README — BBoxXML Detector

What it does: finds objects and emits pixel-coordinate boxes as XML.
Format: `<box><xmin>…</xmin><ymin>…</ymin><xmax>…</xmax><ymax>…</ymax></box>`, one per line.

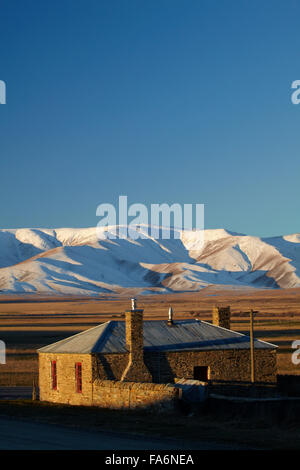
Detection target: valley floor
<box><xmin>1</xmin><ymin>287</ymin><xmax>300</xmax><ymax>386</ymax></box>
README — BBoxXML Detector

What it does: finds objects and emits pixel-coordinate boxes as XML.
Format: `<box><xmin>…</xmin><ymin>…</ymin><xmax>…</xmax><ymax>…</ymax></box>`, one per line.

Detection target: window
<box><xmin>51</xmin><ymin>360</ymin><xmax>57</xmax><ymax>390</ymax></box>
<box><xmin>194</xmin><ymin>366</ymin><xmax>209</xmax><ymax>382</ymax></box>
<box><xmin>75</xmin><ymin>362</ymin><xmax>82</xmax><ymax>393</ymax></box>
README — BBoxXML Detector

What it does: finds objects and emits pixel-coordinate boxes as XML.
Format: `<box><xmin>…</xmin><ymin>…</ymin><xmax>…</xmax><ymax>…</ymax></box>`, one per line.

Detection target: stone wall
<box><xmin>39</xmin><ymin>353</ymin><xmax>93</xmax><ymax>405</ymax></box>
<box><xmin>92</xmin><ymin>353</ymin><xmax>128</xmax><ymax>381</ymax></box>
<box><xmin>39</xmin><ymin>347</ymin><xmax>277</xmax><ymax>407</ymax></box>
<box><xmin>144</xmin><ymin>349</ymin><xmax>277</xmax><ymax>385</ymax></box>
<box><xmin>39</xmin><ymin>352</ymin><xmax>180</xmax><ymax>410</ymax></box>
<box><xmin>92</xmin><ymin>379</ymin><xmax>181</xmax><ymax>411</ymax></box>
<box><xmin>92</xmin><ymin>349</ymin><xmax>277</xmax><ymax>385</ymax></box>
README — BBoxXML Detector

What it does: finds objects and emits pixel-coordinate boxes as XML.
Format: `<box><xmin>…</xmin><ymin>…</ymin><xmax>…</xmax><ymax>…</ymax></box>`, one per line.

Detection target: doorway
<box><xmin>193</xmin><ymin>366</ymin><xmax>209</xmax><ymax>382</ymax></box>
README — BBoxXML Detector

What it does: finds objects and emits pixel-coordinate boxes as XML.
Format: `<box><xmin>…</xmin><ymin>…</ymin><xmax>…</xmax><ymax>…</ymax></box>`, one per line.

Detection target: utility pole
<box><xmin>250</xmin><ymin>309</ymin><xmax>258</xmax><ymax>384</ymax></box>
<box><xmin>32</xmin><ymin>377</ymin><xmax>37</xmax><ymax>401</ymax></box>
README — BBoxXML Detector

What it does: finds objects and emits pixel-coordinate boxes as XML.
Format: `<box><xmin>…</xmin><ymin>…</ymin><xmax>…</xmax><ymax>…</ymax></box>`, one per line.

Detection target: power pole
<box><xmin>250</xmin><ymin>310</ymin><xmax>258</xmax><ymax>384</ymax></box>
<box><xmin>32</xmin><ymin>377</ymin><xmax>37</xmax><ymax>401</ymax></box>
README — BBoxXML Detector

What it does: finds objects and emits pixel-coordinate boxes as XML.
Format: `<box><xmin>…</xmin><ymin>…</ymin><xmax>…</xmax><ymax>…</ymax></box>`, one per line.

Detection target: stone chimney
<box><xmin>212</xmin><ymin>306</ymin><xmax>231</xmax><ymax>330</ymax></box>
<box><xmin>121</xmin><ymin>304</ymin><xmax>152</xmax><ymax>383</ymax></box>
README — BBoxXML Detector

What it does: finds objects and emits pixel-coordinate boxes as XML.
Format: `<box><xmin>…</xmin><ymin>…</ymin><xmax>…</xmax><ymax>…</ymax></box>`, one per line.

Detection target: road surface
<box><xmin>0</xmin><ymin>387</ymin><xmax>33</xmax><ymax>400</ymax></box>
<box><xmin>0</xmin><ymin>417</ymin><xmax>242</xmax><ymax>450</ymax></box>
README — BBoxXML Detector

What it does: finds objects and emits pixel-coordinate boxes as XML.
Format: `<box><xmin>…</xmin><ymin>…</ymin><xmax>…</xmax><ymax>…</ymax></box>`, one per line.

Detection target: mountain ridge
<box><xmin>0</xmin><ymin>226</ymin><xmax>299</xmax><ymax>295</ymax></box>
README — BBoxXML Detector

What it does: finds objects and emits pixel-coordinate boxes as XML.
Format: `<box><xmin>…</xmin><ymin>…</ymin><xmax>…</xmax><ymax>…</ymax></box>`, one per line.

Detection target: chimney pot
<box><xmin>168</xmin><ymin>306</ymin><xmax>174</xmax><ymax>326</ymax></box>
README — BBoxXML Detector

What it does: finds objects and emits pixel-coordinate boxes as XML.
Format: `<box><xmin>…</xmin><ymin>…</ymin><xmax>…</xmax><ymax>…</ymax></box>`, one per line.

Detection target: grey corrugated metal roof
<box><xmin>37</xmin><ymin>322</ymin><xmax>112</xmax><ymax>354</ymax></box>
<box><xmin>38</xmin><ymin>319</ymin><xmax>277</xmax><ymax>354</ymax></box>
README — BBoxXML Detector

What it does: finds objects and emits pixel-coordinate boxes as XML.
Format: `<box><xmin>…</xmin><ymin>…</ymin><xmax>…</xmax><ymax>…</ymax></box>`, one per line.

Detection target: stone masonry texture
<box><xmin>212</xmin><ymin>306</ymin><xmax>231</xmax><ymax>329</ymax></box>
<box><xmin>38</xmin><ymin>305</ymin><xmax>277</xmax><ymax>407</ymax></box>
<box><xmin>92</xmin><ymin>380</ymin><xmax>180</xmax><ymax>411</ymax></box>
<box><xmin>39</xmin><ymin>348</ymin><xmax>277</xmax><ymax>407</ymax></box>
<box><xmin>121</xmin><ymin>309</ymin><xmax>152</xmax><ymax>382</ymax></box>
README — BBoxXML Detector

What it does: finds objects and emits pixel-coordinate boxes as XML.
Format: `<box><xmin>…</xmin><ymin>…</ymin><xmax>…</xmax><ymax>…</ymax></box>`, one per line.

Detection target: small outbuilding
<box><xmin>38</xmin><ymin>306</ymin><xmax>277</xmax><ymax>407</ymax></box>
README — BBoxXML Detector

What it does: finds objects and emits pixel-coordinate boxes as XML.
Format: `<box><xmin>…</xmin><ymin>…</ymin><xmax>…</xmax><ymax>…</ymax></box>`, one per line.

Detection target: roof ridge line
<box><xmin>200</xmin><ymin>320</ymin><xmax>278</xmax><ymax>348</ymax></box>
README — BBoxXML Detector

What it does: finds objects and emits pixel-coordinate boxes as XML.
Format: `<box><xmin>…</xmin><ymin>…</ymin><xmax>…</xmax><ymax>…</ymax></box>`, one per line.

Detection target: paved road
<box><xmin>0</xmin><ymin>387</ymin><xmax>33</xmax><ymax>400</ymax></box>
<box><xmin>0</xmin><ymin>417</ymin><xmax>241</xmax><ymax>450</ymax></box>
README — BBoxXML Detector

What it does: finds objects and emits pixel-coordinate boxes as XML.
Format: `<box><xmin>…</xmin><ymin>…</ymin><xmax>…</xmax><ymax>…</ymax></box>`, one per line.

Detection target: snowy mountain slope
<box><xmin>0</xmin><ymin>226</ymin><xmax>299</xmax><ymax>295</ymax></box>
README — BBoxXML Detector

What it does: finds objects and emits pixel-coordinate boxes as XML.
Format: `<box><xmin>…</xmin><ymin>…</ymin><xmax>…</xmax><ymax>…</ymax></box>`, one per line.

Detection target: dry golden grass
<box><xmin>1</xmin><ymin>286</ymin><xmax>300</xmax><ymax>385</ymax></box>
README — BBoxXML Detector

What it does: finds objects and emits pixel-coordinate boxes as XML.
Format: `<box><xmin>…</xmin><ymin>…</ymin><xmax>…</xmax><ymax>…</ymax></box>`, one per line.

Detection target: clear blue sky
<box><xmin>0</xmin><ymin>0</ymin><xmax>299</xmax><ymax>237</ymax></box>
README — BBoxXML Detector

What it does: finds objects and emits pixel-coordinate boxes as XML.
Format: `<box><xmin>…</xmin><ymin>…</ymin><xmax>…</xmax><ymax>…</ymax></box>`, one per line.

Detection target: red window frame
<box><xmin>75</xmin><ymin>362</ymin><xmax>82</xmax><ymax>393</ymax></box>
<box><xmin>51</xmin><ymin>360</ymin><xmax>57</xmax><ymax>390</ymax></box>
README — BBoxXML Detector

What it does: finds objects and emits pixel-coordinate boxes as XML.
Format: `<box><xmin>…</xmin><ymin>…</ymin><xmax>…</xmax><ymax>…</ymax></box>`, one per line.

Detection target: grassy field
<box><xmin>1</xmin><ymin>286</ymin><xmax>300</xmax><ymax>386</ymax></box>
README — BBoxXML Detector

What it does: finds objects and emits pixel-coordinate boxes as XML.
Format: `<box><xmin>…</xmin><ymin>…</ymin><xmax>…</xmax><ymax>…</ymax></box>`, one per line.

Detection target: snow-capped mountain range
<box><xmin>0</xmin><ymin>226</ymin><xmax>299</xmax><ymax>295</ymax></box>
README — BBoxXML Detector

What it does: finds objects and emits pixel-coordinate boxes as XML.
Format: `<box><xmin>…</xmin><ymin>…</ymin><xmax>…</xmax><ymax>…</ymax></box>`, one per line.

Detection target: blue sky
<box><xmin>0</xmin><ymin>0</ymin><xmax>299</xmax><ymax>237</ymax></box>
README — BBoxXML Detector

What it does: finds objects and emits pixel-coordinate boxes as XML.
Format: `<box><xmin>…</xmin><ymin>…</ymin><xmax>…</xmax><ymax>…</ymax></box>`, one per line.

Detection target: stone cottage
<box><xmin>38</xmin><ymin>305</ymin><xmax>277</xmax><ymax>408</ymax></box>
